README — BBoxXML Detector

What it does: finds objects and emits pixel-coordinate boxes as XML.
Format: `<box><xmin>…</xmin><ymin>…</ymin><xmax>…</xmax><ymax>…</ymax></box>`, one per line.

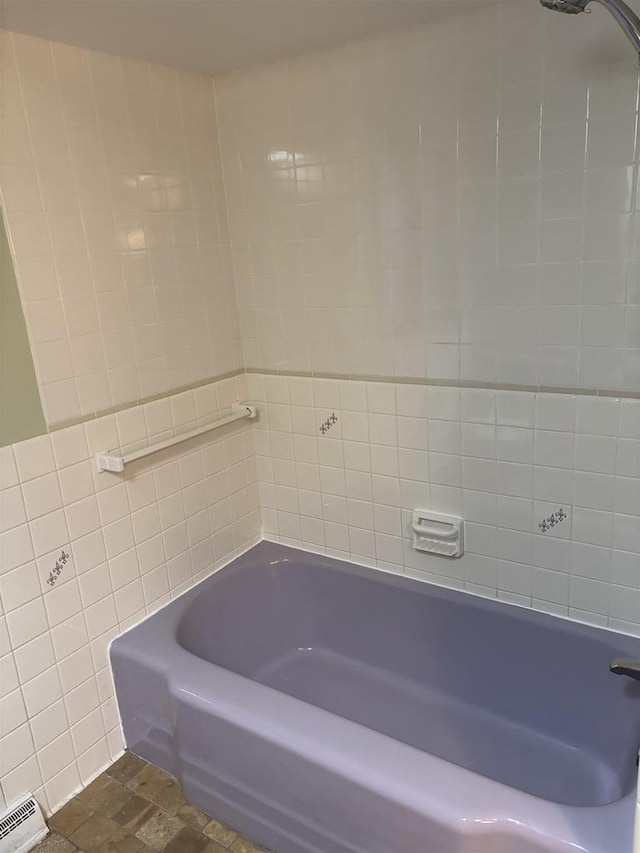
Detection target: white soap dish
<box><xmin>411</xmin><ymin>510</ymin><xmax>464</xmax><ymax>558</ymax></box>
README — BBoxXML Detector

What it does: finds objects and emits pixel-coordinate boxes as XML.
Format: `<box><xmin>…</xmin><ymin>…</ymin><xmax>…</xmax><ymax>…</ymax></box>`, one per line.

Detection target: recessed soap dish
<box><xmin>411</xmin><ymin>510</ymin><xmax>464</xmax><ymax>558</ymax></box>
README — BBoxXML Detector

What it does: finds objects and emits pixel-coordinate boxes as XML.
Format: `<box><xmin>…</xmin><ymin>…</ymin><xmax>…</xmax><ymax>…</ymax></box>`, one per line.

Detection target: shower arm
<box><xmin>588</xmin><ymin>0</ymin><xmax>640</xmax><ymax>57</ymax></box>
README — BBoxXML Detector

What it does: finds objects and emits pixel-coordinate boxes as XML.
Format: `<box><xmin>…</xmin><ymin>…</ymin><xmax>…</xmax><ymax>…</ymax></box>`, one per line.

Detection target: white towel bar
<box><xmin>95</xmin><ymin>403</ymin><xmax>257</xmax><ymax>473</ymax></box>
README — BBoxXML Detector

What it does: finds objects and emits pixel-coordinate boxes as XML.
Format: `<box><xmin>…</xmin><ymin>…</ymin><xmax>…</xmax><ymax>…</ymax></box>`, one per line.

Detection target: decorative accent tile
<box><xmin>538</xmin><ymin>508</ymin><xmax>568</xmax><ymax>533</ymax></box>
<box><xmin>318</xmin><ymin>412</ymin><xmax>338</xmax><ymax>435</ymax></box>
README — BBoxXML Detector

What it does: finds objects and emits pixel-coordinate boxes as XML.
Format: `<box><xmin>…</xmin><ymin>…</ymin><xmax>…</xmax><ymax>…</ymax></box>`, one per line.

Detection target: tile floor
<box><xmin>33</xmin><ymin>752</ymin><xmax>273</xmax><ymax>853</ymax></box>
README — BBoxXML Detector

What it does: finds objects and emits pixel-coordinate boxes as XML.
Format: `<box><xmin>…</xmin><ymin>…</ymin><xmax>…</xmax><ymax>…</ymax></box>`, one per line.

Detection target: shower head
<box><xmin>540</xmin><ymin>0</ymin><xmax>589</xmax><ymax>13</ymax></box>
<box><xmin>539</xmin><ymin>0</ymin><xmax>640</xmax><ymax>59</ymax></box>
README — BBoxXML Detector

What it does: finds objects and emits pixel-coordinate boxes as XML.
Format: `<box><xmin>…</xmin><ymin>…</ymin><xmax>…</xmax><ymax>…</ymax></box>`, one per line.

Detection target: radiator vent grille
<box><xmin>0</xmin><ymin>801</ymin><xmax>35</xmax><ymax>841</ymax></box>
<box><xmin>0</xmin><ymin>795</ymin><xmax>47</xmax><ymax>853</ymax></box>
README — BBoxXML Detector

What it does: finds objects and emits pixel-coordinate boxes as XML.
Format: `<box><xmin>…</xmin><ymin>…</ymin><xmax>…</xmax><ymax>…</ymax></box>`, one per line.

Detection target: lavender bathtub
<box><xmin>111</xmin><ymin>542</ymin><xmax>640</xmax><ymax>853</ymax></box>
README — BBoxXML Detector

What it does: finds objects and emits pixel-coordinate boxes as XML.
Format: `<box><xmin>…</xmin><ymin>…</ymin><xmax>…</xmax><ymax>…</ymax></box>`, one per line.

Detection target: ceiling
<box><xmin>0</xmin><ymin>0</ymin><xmax>486</xmax><ymax>74</ymax></box>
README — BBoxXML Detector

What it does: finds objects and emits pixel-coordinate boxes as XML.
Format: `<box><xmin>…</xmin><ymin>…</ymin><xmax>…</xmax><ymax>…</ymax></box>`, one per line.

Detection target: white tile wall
<box><xmin>1</xmin><ymin>3</ymin><xmax>640</xmax><ymax>824</ymax></box>
<box><xmin>248</xmin><ymin>372</ymin><xmax>640</xmax><ymax>631</ymax></box>
<box><xmin>215</xmin><ymin>4</ymin><xmax>640</xmax><ymax>390</ymax></box>
<box><xmin>0</xmin><ymin>30</ymin><xmax>242</xmax><ymax>424</ymax></box>
<box><xmin>0</xmin><ymin>373</ymin><xmax>260</xmax><ymax>813</ymax></box>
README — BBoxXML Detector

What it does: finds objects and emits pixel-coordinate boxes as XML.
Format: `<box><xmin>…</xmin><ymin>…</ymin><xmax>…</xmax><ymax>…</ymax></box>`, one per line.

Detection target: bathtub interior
<box><xmin>176</xmin><ymin>546</ymin><xmax>640</xmax><ymax>808</ymax></box>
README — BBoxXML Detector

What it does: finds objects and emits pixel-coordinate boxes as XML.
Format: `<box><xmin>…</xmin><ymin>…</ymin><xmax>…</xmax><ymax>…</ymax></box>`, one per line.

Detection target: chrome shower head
<box><xmin>540</xmin><ymin>0</ymin><xmax>589</xmax><ymax>13</ymax></box>
<box><xmin>539</xmin><ymin>0</ymin><xmax>640</xmax><ymax>58</ymax></box>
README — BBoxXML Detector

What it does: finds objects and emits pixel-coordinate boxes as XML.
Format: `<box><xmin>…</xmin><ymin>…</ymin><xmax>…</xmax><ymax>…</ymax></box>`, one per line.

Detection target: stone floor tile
<box><xmin>176</xmin><ymin>804</ymin><xmax>210</xmax><ymax>832</ymax></box>
<box><xmin>69</xmin><ymin>814</ymin><xmax>119</xmax><ymax>852</ymax></box>
<box><xmin>107</xmin><ymin>753</ymin><xmax>148</xmax><ymax>785</ymax></box>
<box><xmin>77</xmin><ymin>775</ymin><xmax>110</xmax><ymax>805</ymax></box>
<box><xmin>202</xmin><ymin>819</ymin><xmax>238</xmax><ymax>847</ymax></box>
<box><xmin>42</xmin><ymin>752</ymin><xmax>278</xmax><ymax>853</ymax></box>
<box><xmin>110</xmin><ymin>791</ymin><xmax>154</xmax><ymax>830</ymax></box>
<box><xmin>163</xmin><ymin>826</ymin><xmax>209</xmax><ymax>853</ymax></box>
<box><xmin>134</xmin><ymin>808</ymin><xmax>182</xmax><ymax>851</ymax></box>
<box><xmin>97</xmin><ymin>827</ymin><xmax>145</xmax><ymax>853</ymax></box>
<box><xmin>149</xmin><ymin>779</ymin><xmax>186</xmax><ymax>815</ymax></box>
<box><xmin>33</xmin><ymin>833</ymin><xmax>78</xmax><ymax>853</ymax></box>
<box><xmin>89</xmin><ymin>780</ymin><xmax>131</xmax><ymax>819</ymax></box>
<box><xmin>128</xmin><ymin>765</ymin><xmax>173</xmax><ymax>802</ymax></box>
<box><xmin>49</xmin><ymin>800</ymin><xmax>94</xmax><ymax>837</ymax></box>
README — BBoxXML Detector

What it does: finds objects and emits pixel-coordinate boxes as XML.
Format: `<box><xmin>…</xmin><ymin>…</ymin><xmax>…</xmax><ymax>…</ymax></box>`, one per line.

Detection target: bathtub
<box><xmin>111</xmin><ymin>541</ymin><xmax>640</xmax><ymax>853</ymax></box>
